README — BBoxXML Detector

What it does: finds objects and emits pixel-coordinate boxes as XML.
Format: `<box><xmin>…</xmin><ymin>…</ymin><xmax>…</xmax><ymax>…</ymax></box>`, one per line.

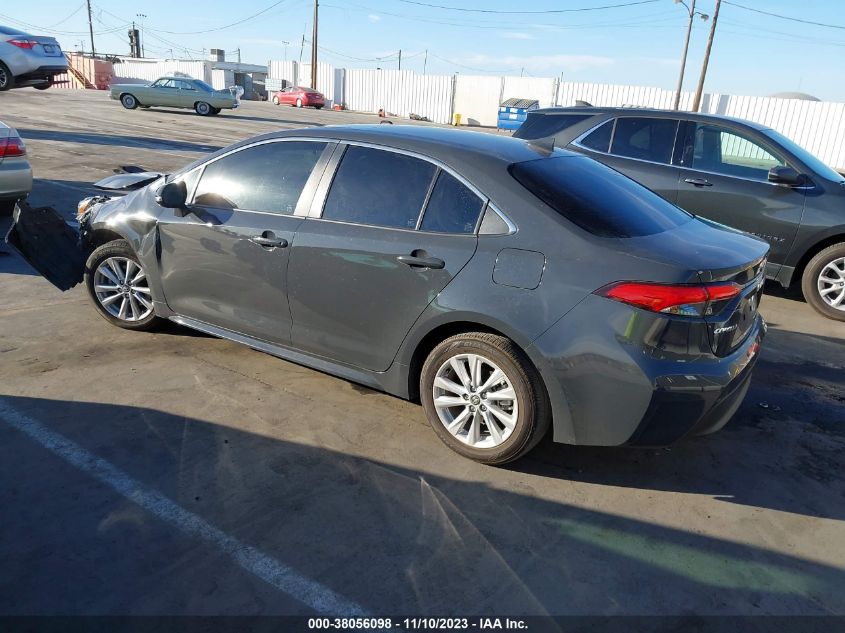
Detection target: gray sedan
<box><xmin>7</xmin><ymin>125</ymin><xmax>768</xmax><ymax>464</ymax></box>
<box><xmin>0</xmin><ymin>121</ymin><xmax>32</xmax><ymax>216</ymax></box>
<box><xmin>110</xmin><ymin>76</ymin><xmax>239</xmax><ymax>116</ymax></box>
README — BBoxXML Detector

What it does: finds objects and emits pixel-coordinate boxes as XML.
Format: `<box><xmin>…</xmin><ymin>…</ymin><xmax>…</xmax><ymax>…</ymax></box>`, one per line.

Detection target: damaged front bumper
<box><xmin>4</xmin><ymin>200</ymin><xmax>89</xmax><ymax>291</ymax></box>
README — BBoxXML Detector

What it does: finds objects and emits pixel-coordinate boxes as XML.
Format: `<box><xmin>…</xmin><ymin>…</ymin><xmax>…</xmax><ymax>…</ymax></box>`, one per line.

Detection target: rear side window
<box><xmin>579</xmin><ymin>120</ymin><xmax>613</xmax><ymax>152</ymax></box>
<box><xmin>509</xmin><ymin>156</ymin><xmax>692</xmax><ymax>238</ymax></box>
<box><xmin>515</xmin><ymin>113</ymin><xmax>591</xmax><ymax>140</ymax></box>
<box><xmin>420</xmin><ymin>172</ymin><xmax>485</xmax><ymax>234</ymax></box>
<box><xmin>610</xmin><ymin>117</ymin><xmax>678</xmax><ymax>164</ymax></box>
<box><xmin>323</xmin><ymin>146</ymin><xmax>436</xmax><ymax>229</ymax></box>
<box><xmin>193</xmin><ymin>141</ymin><xmax>327</xmax><ymax>214</ymax></box>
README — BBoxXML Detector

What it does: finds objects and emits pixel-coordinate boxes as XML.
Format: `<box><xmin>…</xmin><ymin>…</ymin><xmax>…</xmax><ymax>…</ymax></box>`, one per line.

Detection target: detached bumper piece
<box><xmin>4</xmin><ymin>201</ymin><xmax>85</xmax><ymax>291</ymax></box>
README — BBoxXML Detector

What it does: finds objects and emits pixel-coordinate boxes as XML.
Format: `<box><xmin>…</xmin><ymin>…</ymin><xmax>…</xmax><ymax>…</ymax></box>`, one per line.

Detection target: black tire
<box><xmin>272</xmin><ymin>95</ymin><xmax>280</xmax><ymax>105</ymax></box>
<box><xmin>314</xmin><ymin>104</ymin><xmax>323</xmax><ymax>110</ymax></box>
<box><xmin>195</xmin><ymin>101</ymin><xmax>212</xmax><ymax>116</ymax></box>
<box><xmin>801</xmin><ymin>242</ymin><xmax>845</xmax><ymax>321</ymax></box>
<box><xmin>0</xmin><ymin>62</ymin><xmax>14</xmax><ymax>91</ymax></box>
<box><xmin>84</xmin><ymin>240</ymin><xmax>162</xmax><ymax>331</ymax></box>
<box><xmin>420</xmin><ymin>332</ymin><xmax>550</xmax><ymax>465</ymax></box>
<box><xmin>295</xmin><ymin>98</ymin><xmax>302</xmax><ymax>108</ymax></box>
<box><xmin>33</xmin><ymin>79</ymin><xmax>53</xmax><ymax>90</ymax></box>
<box><xmin>120</xmin><ymin>93</ymin><xmax>138</xmax><ymax>109</ymax></box>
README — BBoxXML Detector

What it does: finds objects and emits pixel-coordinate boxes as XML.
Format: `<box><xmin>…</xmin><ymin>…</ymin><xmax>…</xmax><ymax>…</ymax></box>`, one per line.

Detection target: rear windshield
<box><xmin>509</xmin><ymin>156</ymin><xmax>693</xmax><ymax>238</ymax></box>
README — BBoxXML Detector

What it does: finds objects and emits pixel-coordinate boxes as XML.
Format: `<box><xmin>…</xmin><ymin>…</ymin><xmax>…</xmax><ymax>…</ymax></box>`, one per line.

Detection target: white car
<box><xmin>0</xmin><ymin>24</ymin><xmax>68</xmax><ymax>91</ymax></box>
<box><xmin>0</xmin><ymin>121</ymin><xmax>32</xmax><ymax>215</ymax></box>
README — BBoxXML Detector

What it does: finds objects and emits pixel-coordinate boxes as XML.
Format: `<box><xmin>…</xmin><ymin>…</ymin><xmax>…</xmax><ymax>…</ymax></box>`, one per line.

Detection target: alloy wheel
<box><xmin>0</xmin><ymin>68</ymin><xmax>8</xmax><ymax>89</ymax></box>
<box><xmin>432</xmin><ymin>353</ymin><xmax>519</xmax><ymax>449</ymax></box>
<box><xmin>818</xmin><ymin>256</ymin><xmax>845</xmax><ymax>311</ymax></box>
<box><xmin>93</xmin><ymin>257</ymin><xmax>153</xmax><ymax>322</ymax></box>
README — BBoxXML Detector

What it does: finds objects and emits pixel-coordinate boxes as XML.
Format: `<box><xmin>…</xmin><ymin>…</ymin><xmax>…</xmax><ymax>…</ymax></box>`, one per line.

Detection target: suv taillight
<box><xmin>8</xmin><ymin>39</ymin><xmax>38</xmax><ymax>50</ymax></box>
<box><xmin>597</xmin><ymin>281</ymin><xmax>741</xmax><ymax>317</ymax></box>
<box><xmin>0</xmin><ymin>137</ymin><xmax>26</xmax><ymax>158</ymax></box>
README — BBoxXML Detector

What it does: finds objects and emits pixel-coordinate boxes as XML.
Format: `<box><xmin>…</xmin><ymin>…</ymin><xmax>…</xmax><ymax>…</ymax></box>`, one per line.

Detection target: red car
<box><xmin>272</xmin><ymin>86</ymin><xmax>325</xmax><ymax>109</ymax></box>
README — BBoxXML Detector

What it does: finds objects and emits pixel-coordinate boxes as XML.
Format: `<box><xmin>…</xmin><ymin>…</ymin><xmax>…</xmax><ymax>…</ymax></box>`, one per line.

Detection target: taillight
<box><xmin>597</xmin><ymin>281</ymin><xmax>741</xmax><ymax>317</ymax></box>
<box><xmin>0</xmin><ymin>137</ymin><xmax>26</xmax><ymax>158</ymax></box>
<box><xmin>8</xmin><ymin>39</ymin><xmax>38</xmax><ymax>50</ymax></box>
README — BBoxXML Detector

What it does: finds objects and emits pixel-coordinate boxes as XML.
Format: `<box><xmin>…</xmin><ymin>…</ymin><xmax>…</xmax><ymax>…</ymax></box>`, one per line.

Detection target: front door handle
<box><xmin>251</xmin><ymin>233</ymin><xmax>288</xmax><ymax>248</ymax></box>
<box><xmin>397</xmin><ymin>251</ymin><xmax>445</xmax><ymax>270</ymax></box>
<box><xmin>684</xmin><ymin>178</ymin><xmax>713</xmax><ymax>187</ymax></box>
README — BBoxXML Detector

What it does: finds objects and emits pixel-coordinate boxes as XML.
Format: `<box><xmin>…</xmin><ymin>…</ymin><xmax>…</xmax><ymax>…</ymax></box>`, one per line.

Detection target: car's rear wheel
<box><xmin>272</xmin><ymin>95</ymin><xmax>279</xmax><ymax>105</ymax></box>
<box><xmin>0</xmin><ymin>62</ymin><xmax>15</xmax><ymax>91</ymax></box>
<box><xmin>195</xmin><ymin>101</ymin><xmax>212</xmax><ymax>116</ymax></box>
<box><xmin>420</xmin><ymin>332</ymin><xmax>550</xmax><ymax>465</ymax></box>
<box><xmin>85</xmin><ymin>240</ymin><xmax>161</xmax><ymax>331</ymax></box>
<box><xmin>314</xmin><ymin>104</ymin><xmax>323</xmax><ymax>110</ymax></box>
<box><xmin>802</xmin><ymin>242</ymin><xmax>845</xmax><ymax>321</ymax></box>
<box><xmin>295</xmin><ymin>98</ymin><xmax>303</xmax><ymax>108</ymax></box>
<box><xmin>120</xmin><ymin>94</ymin><xmax>138</xmax><ymax>109</ymax></box>
<box><xmin>33</xmin><ymin>79</ymin><xmax>53</xmax><ymax>90</ymax></box>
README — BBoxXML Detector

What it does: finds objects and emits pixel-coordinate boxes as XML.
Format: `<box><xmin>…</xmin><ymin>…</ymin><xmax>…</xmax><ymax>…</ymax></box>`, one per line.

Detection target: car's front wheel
<box><xmin>420</xmin><ymin>332</ymin><xmax>550</xmax><ymax>465</ymax></box>
<box><xmin>120</xmin><ymin>94</ymin><xmax>138</xmax><ymax>109</ymax></box>
<box><xmin>802</xmin><ymin>242</ymin><xmax>845</xmax><ymax>321</ymax></box>
<box><xmin>195</xmin><ymin>101</ymin><xmax>212</xmax><ymax>116</ymax></box>
<box><xmin>85</xmin><ymin>240</ymin><xmax>161</xmax><ymax>331</ymax></box>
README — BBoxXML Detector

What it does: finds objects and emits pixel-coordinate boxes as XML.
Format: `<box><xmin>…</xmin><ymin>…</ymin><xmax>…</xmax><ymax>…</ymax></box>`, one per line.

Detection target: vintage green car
<box><xmin>109</xmin><ymin>76</ymin><xmax>239</xmax><ymax>116</ymax></box>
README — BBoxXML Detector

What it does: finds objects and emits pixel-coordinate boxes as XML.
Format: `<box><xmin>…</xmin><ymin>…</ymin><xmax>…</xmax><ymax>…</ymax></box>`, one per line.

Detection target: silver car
<box><xmin>0</xmin><ymin>121</ymin><xmax>32</xmax><ymax>215</ymax></box>
<box><xmin>0</xmin><ymin>25</ymin><xmax>68</xmax><ymax>90</ymax></box>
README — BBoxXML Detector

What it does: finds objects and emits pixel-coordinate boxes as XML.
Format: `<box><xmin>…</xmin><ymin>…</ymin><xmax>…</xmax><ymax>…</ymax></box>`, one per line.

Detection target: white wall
<box><xmin>299</xmin><ymin>62</ymin><xmax>337</xmax><ymax>105</ymax></box>
<box><xmin>113</xmin><ymin>59</ymin><xmax>211</xmax><ymax>84</ymax></box>
<box><xmin>453</xmin><ymin>76</ymin><xmax>502</xmax><ymax>127</ymax></box>
<box><xmin>344</xmin><ymin>69</ymin><xmax>453</xmax><ymax>124</ymax></box>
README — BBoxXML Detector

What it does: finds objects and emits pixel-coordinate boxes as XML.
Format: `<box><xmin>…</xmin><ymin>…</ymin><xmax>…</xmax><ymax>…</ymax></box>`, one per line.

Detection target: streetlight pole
<box><xmin>136</xmin><ymin>13</ymin><xmax>147</xmax><ymax>57</ymax></box>
<box><xmin>672</xmin><ymin>0</ymin><xmax>708</xmax><ymax>111</ymax></box>
<box><xmin>281</xmin><ymin>40</ymin><xmax>289</xmax><ymax>63</ymax></box>
<box><xmin>692</xmin><ymin>0</ymin><xmax>722</xmax><ymax>112</ymax></box>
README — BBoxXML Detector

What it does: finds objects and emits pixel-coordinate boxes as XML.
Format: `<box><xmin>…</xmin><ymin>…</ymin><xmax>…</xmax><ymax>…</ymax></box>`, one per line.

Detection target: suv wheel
<box><xmin>84</xmin><ymin>240</ymin><xmax>161</xmax><ymax>331</ymax></box>
<box><xmin>0</xmin><ymin>62</ymin><xmax>14</xmax><ymax>91</ymax></box>
<box><xmin>420</xmin><ymin>332</ymin><xmax>550</xmax><ymax>465</ymax></box>
<box><xmin>802</xmin><ymin>242</ymin><xmax>845</xmax><ymax>321</ymax></box>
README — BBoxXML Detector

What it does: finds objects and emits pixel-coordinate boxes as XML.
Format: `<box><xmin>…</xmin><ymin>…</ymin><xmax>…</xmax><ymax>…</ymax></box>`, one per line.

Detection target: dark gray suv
<box><xmin>8</xmin><ymin>125</ymin><xmax>769</xmax><ymax>464</ymax></box>
<box><xmin>515</xmin><ymin>108</ymin><xmax>845</xmax><ymax>320</ymax></box>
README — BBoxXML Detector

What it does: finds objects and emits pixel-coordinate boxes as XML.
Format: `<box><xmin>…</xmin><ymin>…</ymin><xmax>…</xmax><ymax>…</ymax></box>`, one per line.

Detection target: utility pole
<box><xmin>299</xmin><ymin>32</ymin><xmax>305</xmax><ymax>65</ymax></box>
<box><xmin>136</xmin><ymin>13</ymin><xmax>147</xmax><ymax>57</ymax></box>
<box><xmin>86</xmin><ymin>0</ymin><xmax>95</xmax><ymax>56</ymax></box>
<box><xmin>310</xmin><ymin>0</ymin><xmax>318</xmax><ymax>89</ymax></box>
<box><xmin>423</xmin><ymin>49</ymin><xmax>427</xmax><ymax>75</ymax></box>
<box><xmin>237</xmin><ymin>47</ymin><xmax>241</xmax><ymax>64</ymax></box>
<box><xmin>672</xmin><ymin>0</ymin><xmax>708</xmax><ymax>111</ymax></box>
<box><xmin>398</xmin><ymin>49</ymin><xmax>402</xmax><ymax>71</ymax></box>
<box><xmin>281</xmin><ymin>40</ymin><xmax>289</xmax><ymax>63</ymax></box>
<box><xmin>692</xmin><ymin>0</ymin><xmax>721</xmax><ymax>112</ymax></box>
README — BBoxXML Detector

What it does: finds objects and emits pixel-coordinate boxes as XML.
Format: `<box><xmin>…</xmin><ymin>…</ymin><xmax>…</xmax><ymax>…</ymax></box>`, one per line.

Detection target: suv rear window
<box><xmin>515</xmin><ymin>113</ymin><xmax>592</xmax><ymax>140</ymax></box>
<box><xmin>509</xmin><ymin>156</ymin><xmax>692</xmax><ymax>238</ymax></box>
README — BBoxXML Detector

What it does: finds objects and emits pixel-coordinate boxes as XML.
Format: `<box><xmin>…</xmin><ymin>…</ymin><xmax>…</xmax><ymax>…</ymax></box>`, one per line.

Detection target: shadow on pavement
<box><xmin>0</xmin><ymin>395</ymin><xmax>842</xmax><ymax>616</ymax></box>
<box><xmin>17</xmin><ymin>128</ymin><xmax>221</xmax><ymax>154</ymax></box>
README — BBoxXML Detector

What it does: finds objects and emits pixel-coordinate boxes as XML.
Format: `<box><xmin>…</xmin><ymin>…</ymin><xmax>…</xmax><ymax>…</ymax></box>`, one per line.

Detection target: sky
<box><xmin>3</xmin><ymin>0</ymin><xmax>845</xmax><ymax>101</ymax></box>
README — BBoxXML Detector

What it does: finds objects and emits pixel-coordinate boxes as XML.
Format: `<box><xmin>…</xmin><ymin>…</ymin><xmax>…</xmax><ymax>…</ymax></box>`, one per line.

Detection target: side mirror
<box><xmin>155</xmin><ymin>181</ymin><xmax>187</xmax><ymax>208</ymax></box>
<box><xmin>768</xmin><ymin>165</ymin><xmax>803</xmax><ymax>187</ymax></box>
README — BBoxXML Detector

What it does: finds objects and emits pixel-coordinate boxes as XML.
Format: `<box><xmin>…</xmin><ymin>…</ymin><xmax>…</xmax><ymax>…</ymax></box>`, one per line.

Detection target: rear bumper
<box><xmin>0</xmin><ymin>159</ymin><xmax>33</xmax><ymax>199</ymax></box>
<box><xmin>16</xmin><ymin>65</ymin><xmax>68</xmax><ymax>83</ymax></box>
<box><xmin>528</xmin><ymin>294</ymin><xmax>766</xmax><ymax>447</ymax></box>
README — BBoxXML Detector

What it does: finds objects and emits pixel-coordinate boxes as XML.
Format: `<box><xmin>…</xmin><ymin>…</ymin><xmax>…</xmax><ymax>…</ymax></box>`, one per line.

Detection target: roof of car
<box><xmin>272</xmin><ymin>123</ymin><xmax>574</xmax><ymax>165</ymax></box>
<box><xmin>532</xmin><ymin>106</ymin><xmax>772</xmax><ymax>131</ymax></box>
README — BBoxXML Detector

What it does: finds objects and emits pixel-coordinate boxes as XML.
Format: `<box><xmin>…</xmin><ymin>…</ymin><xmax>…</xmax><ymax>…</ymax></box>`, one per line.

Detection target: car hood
<box><xmin>94</xmin><ymin>172</ymin><xmax>164</xmax><ymax>191</ymax></box>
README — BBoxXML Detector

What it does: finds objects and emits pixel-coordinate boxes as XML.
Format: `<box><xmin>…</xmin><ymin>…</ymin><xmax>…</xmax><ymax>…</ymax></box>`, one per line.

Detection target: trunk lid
<box><xmin>32</xmin><ymin>35</ymin><xmax>64</xmax><ymax>58</ymax></box>
<box><xmin>620</xmin><ymin>216</ymin><xmax>769</xmax><ymax>357</ymax></box>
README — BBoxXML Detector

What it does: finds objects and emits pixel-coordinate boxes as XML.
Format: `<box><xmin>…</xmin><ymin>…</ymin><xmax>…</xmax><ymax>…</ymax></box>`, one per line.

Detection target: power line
<box><xmin>427</xmin><ymin>52</ymin><xmax>511</xmax><ymax>74</ymax></box>
<box><xmin>393</xmin><ymin>0</ymin><xmax>659</xmax><ymax>15</ymax></box>
<box><xmin>0</xmin><ymin>12</ymin><xmax>129</xmax><ymax>36</ymax></box>
<box><xmin>723</xmin><ymin>1</ymin><xmax>845</xmax><ymax>31</ymax></box>
<box><xmin>143</xmin><ymin>0</ymin><xmax>294</xmax><ymax>35</ymax></box>
<box><xmin>46</xmin><ymin>2</ymin><xmax>85</xmax><ymax>28</ymax></box>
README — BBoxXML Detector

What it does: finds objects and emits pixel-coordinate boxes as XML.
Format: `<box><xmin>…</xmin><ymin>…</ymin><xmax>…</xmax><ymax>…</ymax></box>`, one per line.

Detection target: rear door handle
<box><xmin>684</xmin><ymin>178</ymin><xmax>713</xmax><ymax>187</ymax></box>
<box><xmin>397</xmin><ymin>252</ymin><xmax>445</xmax><ymax>269</ymax></box>
<box><xmin>251</xmin><ymin>234</ymin><xmax>288</xmax><ymax>248</ymax></box>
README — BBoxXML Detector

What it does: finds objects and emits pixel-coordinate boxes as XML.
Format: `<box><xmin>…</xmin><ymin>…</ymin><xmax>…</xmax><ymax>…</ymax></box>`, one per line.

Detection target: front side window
<box><xmin>610</xmin><ymin>117</ymin><xmax>678</xmax><ymax>164</ymax></box>
<box><xmin>193</xmin><ymin>141</ymin><xmax>327</xmax><ymax>214</ymax></box>
<box><xmin>322</xmin><ymin>146</ymin><xmax>436</xmax><ymax>229</ymax></box>
<box><xmin>420</xmin><ymin>172</ymin><xmax>485</xmax><ymax>234</ymax></box>
<box><xmin>687</xmin><ymin>123</ymin><xmax>786</xmax><ymax>181</ymax></box>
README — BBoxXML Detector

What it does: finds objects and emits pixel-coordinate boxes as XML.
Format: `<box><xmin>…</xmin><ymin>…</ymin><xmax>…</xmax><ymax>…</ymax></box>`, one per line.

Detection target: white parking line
<box><xmin>0</xmin><ymin>398</ymin><xmax>366</xmax><ymax>616</ymax></box>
